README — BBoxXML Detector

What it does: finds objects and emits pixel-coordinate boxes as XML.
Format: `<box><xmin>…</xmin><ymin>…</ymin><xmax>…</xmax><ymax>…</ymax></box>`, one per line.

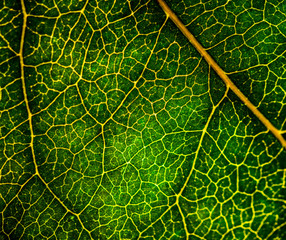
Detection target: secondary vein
<box><xmin>157</xmin><ymin>0</ymin><xmax>286</xmax><ymax>148</ymax></box>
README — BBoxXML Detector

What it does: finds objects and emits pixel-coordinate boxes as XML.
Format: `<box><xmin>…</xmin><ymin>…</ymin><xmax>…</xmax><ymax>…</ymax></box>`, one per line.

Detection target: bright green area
<box><xmin>0</xmin><ymin>0</ymin><xmax>286</xmax><ymax>239</ymax></box>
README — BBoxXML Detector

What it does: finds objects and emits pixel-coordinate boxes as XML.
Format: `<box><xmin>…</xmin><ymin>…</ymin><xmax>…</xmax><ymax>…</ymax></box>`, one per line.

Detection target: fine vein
<box><xmin>157</xmin><ymin>0</ymin><xmax>286</xmax><ymax>148</ymax></box>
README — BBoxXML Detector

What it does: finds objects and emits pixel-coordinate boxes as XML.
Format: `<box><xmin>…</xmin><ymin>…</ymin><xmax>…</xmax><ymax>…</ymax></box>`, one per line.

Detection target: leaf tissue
<box><xmin>0</xmin><ymin>0</ymin><xmax>285</xmax><ymax>239</ymax></box>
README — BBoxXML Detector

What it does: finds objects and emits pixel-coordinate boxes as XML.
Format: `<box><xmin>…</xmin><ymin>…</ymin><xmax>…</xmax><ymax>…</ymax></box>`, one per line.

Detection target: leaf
<box><xmin>0</xmin><ymin>0</ymin><xmax>285</xmax><ymax>239</ymax></box>
<box><xmin>158</xmin><ymin>0</ymin><xmax>286</xmax><ymax>148</ymax></box>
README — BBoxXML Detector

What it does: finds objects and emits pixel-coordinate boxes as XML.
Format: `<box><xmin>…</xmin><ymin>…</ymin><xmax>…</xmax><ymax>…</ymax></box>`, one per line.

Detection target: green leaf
<box><xmin>158</xmin><ymin>0</ymin><xmax>286</xmax><ymax>148</ymax></box>
<box><xmin>1</xmin><ymin>0</ymin><xmax>285</xmax><ymax>239</ymax></box>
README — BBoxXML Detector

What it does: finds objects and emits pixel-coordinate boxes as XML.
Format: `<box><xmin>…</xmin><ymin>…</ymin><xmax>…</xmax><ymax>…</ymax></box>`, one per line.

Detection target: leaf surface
<box><xmin>0</xmin><ymin>0</ymin><xmax>286</xmax><ymax>239</ymax></box>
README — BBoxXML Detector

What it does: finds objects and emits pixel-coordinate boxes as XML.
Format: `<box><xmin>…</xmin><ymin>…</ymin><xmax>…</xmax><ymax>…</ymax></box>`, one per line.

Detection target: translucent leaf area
<box><xmin>0</xmin><ymin>0</ymin><xmax>285</xmax><ymax>239</ymax></box>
